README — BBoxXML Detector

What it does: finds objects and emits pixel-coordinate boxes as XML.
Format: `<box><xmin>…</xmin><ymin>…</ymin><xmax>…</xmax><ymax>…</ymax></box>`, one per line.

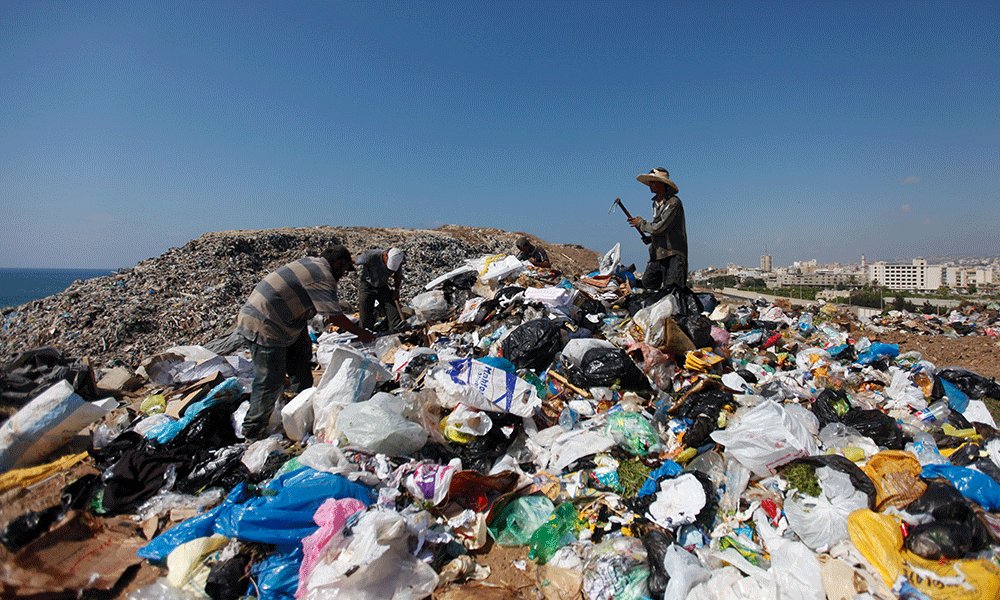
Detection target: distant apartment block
<box><xmin>760</xmin><ymin>254</ymin><xmax>772</xmax><ymax>272</ymax></box>
<box><xmin>767</xmin><ymin>272</ymin><xmax>864</xmax><ymax>289</ymax></box>
<box><xmin>867</xmin><ymin>259</ymin><xmax>994</xmax><ymax>291</ymax></box>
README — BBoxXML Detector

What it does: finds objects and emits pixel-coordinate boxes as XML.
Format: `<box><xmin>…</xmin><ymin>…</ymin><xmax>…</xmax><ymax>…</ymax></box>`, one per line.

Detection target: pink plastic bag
<box><xmin>296</xmin><ymin>497</ymin><xmax>367</xmax><ymax>598</ymax></box>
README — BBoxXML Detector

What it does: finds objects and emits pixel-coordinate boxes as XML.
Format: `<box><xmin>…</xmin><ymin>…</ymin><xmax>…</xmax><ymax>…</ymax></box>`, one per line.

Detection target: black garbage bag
<box><xmin>571</xmin><ymin>348</ymin><xmax>649</xmax><ymax>390</ymax></box>
<box><xmin>1</xmin><ymin>347</ymin><xmax>97</xmax><ymax>421</ymax></box>
<box><xmin>164</xmin><ymin>397</ymin><xmax>241</xmax><ymax>452</ymax></box>
<box><xmin>677</xmin><ymin>313</ymin><xmax>714</xmax><ymax>349</ymax></box>
<box><xmin>494</xmin><ymin>286</ymin><xmax>526</xmax><ymax>307</ymax></box>
<box><xmin>908</xmin><ymin>481</ymin><xmax>969</xmax><ymax>519</ymax></box>
<box><xmin>641</xmin><ymin>530</ymin><xmax>675</xmax><ymax>596</ymax></box>
<box><xmin>906</xmin><ymin>521</ymin><xmax>979</xmax><ymax>559</ymax></box>
<box><xmin>736</xmin><ymin>368</ymin><xmax>758</xmax><ymax>384</ymax></box>
<box><xmin>501</xmin><ymin>318</ymin><xmax>564</xmax><ymax>372</ymax></box>
<box><xmin>673</xmin><ymin>389</ymin><xmax>734</xmax><ymax>447</ymax></box>
<box><xmin>575</xmin><ymin>298</ymin><xmax>607</xmax><ymax>328</ymax></box>
<box><xmin>175</xmin><ymin>445</ymin><xmax>251</xmax><ymax>494</ymax></box>
<box><xmin>696</xmin><ymin>293</ymin><xmax>718</xmax><ymax>314</ymax></box>
<box><xmin>206</xmin><ymin>553</ymin><xmax>252</xmax><ymax>600</ymax></box>
<box><xmin>811</xmin><ymin>388</ymin><xmax>850</xmax><ymax>429</ymax></box>
<box><xmin>937</xmin><ymin>368</ymin><xmax>1000</xmax><ymax>400</ymax></box>
<box><xmin>0</xmin><ymin>505</ymin><xmax>64</xmax><ymax>552</ymax></box>
<box><xmin>100</xmin><ymin>442</ymin><xmax>200</xmax><ymax>515</ymax></box>
<box><xmin>841</xmin><ymin>409</ymin><xmax>908</xmax><ymax>450</ymax></box>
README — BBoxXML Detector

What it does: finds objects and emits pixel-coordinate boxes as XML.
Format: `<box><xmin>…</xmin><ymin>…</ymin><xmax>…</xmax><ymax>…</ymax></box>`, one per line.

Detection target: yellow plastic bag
<box><xmin>0</xmin><ymin>451</ymin><xmax>88</xmax><ymax>493</ymax></box>
<box><xmin>848</xmin><ymin>510</ymin><xmax>1000</xmax><ymax>600</ymax></box>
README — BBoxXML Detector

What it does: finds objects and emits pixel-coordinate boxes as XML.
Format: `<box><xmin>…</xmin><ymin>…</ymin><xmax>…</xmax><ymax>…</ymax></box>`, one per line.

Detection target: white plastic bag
<box><xmin>753</xmin><ymin>509</ymin><xmax>824</xmax><ymax>600</ymax></box>
<box><xmin>311</xmin><ymin>346</ymin><xmax>391</xmax><ymax>441</ymax></box>
<box><xmin>710</xmin><ymin>400</ymin><xmax>818</xmax><ymax>478</ymax></box>
<box><xmin>304</xmin><ymin>509</ymin><xmax>439</xmax><ymax>600</ymax></box>
<box><xmin>632</xmin><ymin>295</ymin><xmax>681</xmax><ymax>346</ymax></box>
<box><xmin>559</xmin><ymin>338</ymin><xmax>615</xmax><ymax>369</ymax></box>
<box><xmin>241</xmin><ymin>435</ymin><xmax>285</xmax><ymax>473</ymax></box>
<box><xmin>335</xmin><ymin>393</ymin><xmax>428</xmax><ymax>456</ymax></box>
<box><xmin>784</xmin><ymin>466</ymin><xmax>868</xmax><ymax>551</ymax></box>
<box><xmin>427</xmin><ymin>358</ymin><xmax>540</xmax><ymax>417</ymax></box>
<box><xmin>663</xmin><ymin>545</ymin><xmax>711</xmax><ymax>600</ymax></box>
<box><xmin>280</xmin><ymin>387</ymin><xmax>315</xmax><ymax>442</ymax></box>
<box><xmin>598</xmin><ymin>243</ymin><xmax>621</xmax><ymax>276</ymax></box>
<box><xmin>0</xmin><ymin>380</ymin><xmax>117</xmax><ymax>471</ymax></box>
<box><xmin>410</xmin><ymin>290</ymin><xmax>449</xmax><ymax>321</ymax></box>
<box><xmin>647</xmin><ymin>473</ymin><xmax>707</xmax><ymax>529</ymax></box>
<box><xmin>444</xmin><ymin>404</ymin><xmax>493</xmax><ymax>437</ymax></box>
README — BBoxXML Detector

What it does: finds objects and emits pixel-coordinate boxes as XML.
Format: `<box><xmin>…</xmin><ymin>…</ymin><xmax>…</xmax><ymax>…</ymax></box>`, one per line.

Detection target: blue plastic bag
<box><xmin>638</xmin><ymin>460</ymin><xmax>683</xmax><ymax>497</ymax></box>
<box><xmin>138</xmin><ymin>483</ymin><xmax>250</xmax><ymax>562</ymax></box>
<box><xmin>252</xmin><ymin>547</ymin><xmax>303</xmax><ymax>600</ymax></box>
<box><xmin>939</xmin><ymin>378</ymin><xmax>971</xmax><ymax>413</ymax></box>
<box><xmin>856</xmin><ymin>343</ymin><xmax>899</xmax><ymax>365</ymax></box>
<box><xmin>145</xmin><ymin>377</ymin><xmax>244</xmax><ymax>443</ymax></box>
<box><xmin>921</xmin><ymin>463</ymin><xmax>1000</xmax><ymax>512</ymax></box>
<box><xmin>213</xmin><ymin>467</ymin><xmax>373</xmax><ymax>549</ymax></box>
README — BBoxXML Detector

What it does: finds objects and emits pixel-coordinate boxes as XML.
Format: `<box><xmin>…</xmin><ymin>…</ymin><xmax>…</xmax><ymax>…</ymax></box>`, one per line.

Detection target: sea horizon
<box><xmin>0</xmin><ymin>267</ymin><xmax>117</xmax><ymax>309</ymax></box>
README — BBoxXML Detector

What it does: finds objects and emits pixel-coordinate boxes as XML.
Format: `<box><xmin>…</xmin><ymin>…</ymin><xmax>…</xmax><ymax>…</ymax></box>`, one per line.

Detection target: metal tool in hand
<box><xmin>609</xmin><ymin>197</ymin><xmax>651</xmax><ymax>243</ymax></box>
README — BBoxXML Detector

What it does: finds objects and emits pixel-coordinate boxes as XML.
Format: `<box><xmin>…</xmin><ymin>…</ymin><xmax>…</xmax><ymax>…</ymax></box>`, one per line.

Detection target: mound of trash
<box><xmin>0</xmin><ymin>226</ymin><xmax>596</xmax><ymax>367</ymax></box>
<box><xmin>2</xmin><ymin>244</ymin><xmax>1000</xmax><ymax>599</ymax></box>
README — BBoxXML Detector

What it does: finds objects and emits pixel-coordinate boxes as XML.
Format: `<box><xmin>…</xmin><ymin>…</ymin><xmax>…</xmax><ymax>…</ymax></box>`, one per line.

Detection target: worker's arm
<box><xmin>325</xmin><ymin>313</ymin><xmax>375</xmax><ymax>343</ymax></box>
<box><xmin>393</xmin><ymin>269</ymin><xmax>403</xmax><ymax>299</ymax></box>
<box><xmin>636</xmin><ymin>199</ymin><xmax>679</xmax><ymax>235</ymax></box>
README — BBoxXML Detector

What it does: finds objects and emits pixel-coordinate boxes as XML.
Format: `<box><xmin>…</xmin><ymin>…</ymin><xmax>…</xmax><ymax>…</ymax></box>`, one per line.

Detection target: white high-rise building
<box><xmin>867</xmin><ymin>259</ymin><xmax>943</xmax><ymax>291</ymax></box>
<box><xmin>760</xmin><ymin>254</ymin><xmax>772</xmax><ymax>273</ymax></box>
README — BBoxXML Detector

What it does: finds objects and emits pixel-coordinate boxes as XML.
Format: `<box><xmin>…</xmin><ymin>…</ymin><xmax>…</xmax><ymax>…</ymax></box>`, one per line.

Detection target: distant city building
<box><xmin>767</xmin><ymin>272</ymin><xmax>864</xmax><ymax>289</ymax></box>
<box><xmin>867</xmin><ymin>259</ymin><xmax>942</xmax><ymax>291</ymax></box>
<box><xmin>760</xmin><ymin>253</ymin><xmax>772</xmax><ymax>272</ymax></box>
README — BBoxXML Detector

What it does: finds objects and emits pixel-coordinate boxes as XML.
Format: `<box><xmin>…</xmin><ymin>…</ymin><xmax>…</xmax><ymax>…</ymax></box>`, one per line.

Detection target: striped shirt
<box><xmin>236</xmin><ymin>257</ymin><xmax>342</xmax><ymax>347</ymax></box>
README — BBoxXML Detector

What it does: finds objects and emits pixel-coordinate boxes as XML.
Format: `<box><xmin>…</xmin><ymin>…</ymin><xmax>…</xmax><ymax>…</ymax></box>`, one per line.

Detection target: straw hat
<box><xmin>636</xmin><ymin>167</ymin><xmax>679</xmax><ymax>194</ymax></box>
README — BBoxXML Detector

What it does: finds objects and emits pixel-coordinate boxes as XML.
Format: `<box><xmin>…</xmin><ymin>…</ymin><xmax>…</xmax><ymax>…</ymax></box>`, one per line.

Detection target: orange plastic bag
<box><xmin>860</xmin><ymin>451</ymin><xmax>926</xmax><ymax>510</ymax></box>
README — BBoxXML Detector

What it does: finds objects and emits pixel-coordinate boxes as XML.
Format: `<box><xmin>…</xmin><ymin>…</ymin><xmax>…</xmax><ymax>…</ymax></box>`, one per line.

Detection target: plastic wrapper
<box><xmin>311</xmin><ymin>345</ymin><xmax>392</xmax><ymax>441</ymax></box>
<box><xmin>427</xmin><ymin>357</ymin><xmax>540</xmax><ymax>417</ymax></box>
<box><xmin>605</xmin><ymin>412</ymin><xmax>663</xmax><ymax>456</ymax></box>
<box><xmin>528</xmin><ymin>501</ymin><xmax>579</xmax><ymax>565</ymax></box>
<box><xmin>404</xmin><ymin>460</ymin><xmax>461</xmax><ymax>505</ymax></box>
<box><xmin>298</xmin><ymin>497</ymin><xmax>367</xmax><ymax>597</ymax></box>
<box><xmin>135</xmin><ymin>488</ymin><xmax>226</xmax><ymax>523</ymax></box>
<box><xmin>488</xmin><ymin>495</ymin><xmax>555</xmax><ymax>546</ymax></box>
<box><xmin>410</xmin><ymin>290</ymin><xmax>450</xmax><ymax>321</ymax></box>
<box><xmin>240</xmin><ymin>435</ymin><xmax>285</xmax><ymax>474</ymax></box>
<box><xmin>335</xmin><ymin>392</ymin><xmax>428</xmax><ymax>456</ymax></box>
<box><xmin>784</xmin><ymin>466</ymin><xmax>869</xmax><ymax>551</ymax></box>
<box><xmin>582</xmin><ymin>536</ymin><xmax>649</xmax><ymax>600</ymax></box>
<box><xmin>303</xmin><ymin>509</ymin><xmax>439</xmax><ymax>600</ymax></box>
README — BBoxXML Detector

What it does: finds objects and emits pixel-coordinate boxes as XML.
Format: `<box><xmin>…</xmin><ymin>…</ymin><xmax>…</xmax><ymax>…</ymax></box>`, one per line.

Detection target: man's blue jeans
<box><xmin>242</xmin><ymin>330</ymin><xmax>313</xmax><ymax>439</ymax></box>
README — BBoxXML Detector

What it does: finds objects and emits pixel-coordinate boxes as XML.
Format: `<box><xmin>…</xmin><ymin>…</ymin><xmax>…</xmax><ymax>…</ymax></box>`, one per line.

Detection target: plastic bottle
<box><xmin>905</xmin><ymin>431</ymin><xmax>948</xmax><ymax>466</ymax></box>
<box><xmin>558</xmin><ymin>407</ymin><xmax>578</xmax><ymax>431</ymax></box>
<box><xmin>917</xmin><ymin>400</ymin><xmax>951</xmax><ymax>423</ymax></box>
<box><xmin>797</xmin><ymin>312</ymin><xmax>814</xmax><ymax>334</ymax></box>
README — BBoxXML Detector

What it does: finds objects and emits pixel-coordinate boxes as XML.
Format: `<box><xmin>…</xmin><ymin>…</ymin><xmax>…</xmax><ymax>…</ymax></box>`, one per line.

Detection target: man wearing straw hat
<box><xmin>628</xmin><ymin>167</ymin><xmax>688</xmax><ymax>289</ymax></box>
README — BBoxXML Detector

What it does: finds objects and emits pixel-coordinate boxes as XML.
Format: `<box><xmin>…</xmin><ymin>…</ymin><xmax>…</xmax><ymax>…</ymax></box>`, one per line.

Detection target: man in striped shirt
<box><xmin>236</xmin><ymin>244</ymin><xmax>374</xmax><ymax>440</ymax></box>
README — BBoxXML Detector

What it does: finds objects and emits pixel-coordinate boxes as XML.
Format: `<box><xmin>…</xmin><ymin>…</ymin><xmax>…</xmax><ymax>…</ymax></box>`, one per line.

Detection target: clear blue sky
<box><xmin>2</xmin><ymin>1</ymin><xmax>998</xmax><ymax>270</ymax></box>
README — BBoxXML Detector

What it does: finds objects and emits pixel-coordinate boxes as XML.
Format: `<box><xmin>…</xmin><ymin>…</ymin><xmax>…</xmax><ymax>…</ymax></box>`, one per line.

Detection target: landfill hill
<box><xmin>0</xmin><ymin>225</ymin><xmax>598</xmax><ymax>367</ymax></box>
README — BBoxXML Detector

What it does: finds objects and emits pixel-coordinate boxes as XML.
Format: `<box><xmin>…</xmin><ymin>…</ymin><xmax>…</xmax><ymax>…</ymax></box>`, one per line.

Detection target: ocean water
<box><xmin>0</xmin><ymin>268</ymin><xmax>115</xmax><ymax>309</ymax></box>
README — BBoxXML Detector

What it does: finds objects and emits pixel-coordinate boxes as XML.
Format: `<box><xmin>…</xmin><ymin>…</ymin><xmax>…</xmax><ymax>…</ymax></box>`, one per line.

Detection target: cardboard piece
<box><xmin>1</xmin><ymin>512</ymin><xmax>145</xmax><ymax>596</ymax></box>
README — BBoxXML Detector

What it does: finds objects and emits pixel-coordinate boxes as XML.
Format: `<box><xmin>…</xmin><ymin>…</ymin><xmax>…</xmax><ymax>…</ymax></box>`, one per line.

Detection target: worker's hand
<box><xmin>627</xmin><ymin>216</ymin><xmax>643</xmax><ymax>227</ymax></box>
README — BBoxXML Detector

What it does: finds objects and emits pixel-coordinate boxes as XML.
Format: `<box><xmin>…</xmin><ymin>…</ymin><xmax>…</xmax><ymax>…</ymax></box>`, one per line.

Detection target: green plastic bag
<box><xmin>488</xmin><ymin>495</ymin><xmax>555</xmax><ymax>546</ymax></box>
<box><xmin>606</xmin><ymin>412</ymin><xmax>664</xmax><ymax>457</ymax></box>
<box><xmin>528</xmin><ymin>502</ymin><xmax>579</xmax><ymax>564</ymax></box>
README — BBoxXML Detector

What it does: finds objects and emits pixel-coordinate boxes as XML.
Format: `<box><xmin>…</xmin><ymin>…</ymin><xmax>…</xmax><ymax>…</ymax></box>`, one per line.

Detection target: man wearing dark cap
<box><xmin>628</xmin><ymin>168</ymin><xmax>689</xmax><ymax>289</ymax></box>
<box><xmin>235</xmin><ymin>244</ymin><xmax>374</xmax><ymax>440</ymax></box>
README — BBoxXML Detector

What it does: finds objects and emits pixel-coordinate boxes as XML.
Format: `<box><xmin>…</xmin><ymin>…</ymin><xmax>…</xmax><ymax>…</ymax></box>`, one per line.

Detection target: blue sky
<box><xmin>1</xmin><ymin>1</ymin><xmax>998</xmax><ymax>269</ymax></box>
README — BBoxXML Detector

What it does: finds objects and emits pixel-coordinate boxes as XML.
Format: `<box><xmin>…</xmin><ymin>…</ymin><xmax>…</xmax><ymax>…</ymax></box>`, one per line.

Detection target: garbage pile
<box><xmin>0</xmin><ymin>226</ymin><xmax>595</xmax><ymax>368</ymax></box>
<box><xmin>867</xmin><ymin>303</ymin><xmax>1000</xmax><ymax>337</ymax></box>
<box><xmin>2</xmin><ymin>244</ymin><xmax>1000</xmax><ymax>599</ymax></box>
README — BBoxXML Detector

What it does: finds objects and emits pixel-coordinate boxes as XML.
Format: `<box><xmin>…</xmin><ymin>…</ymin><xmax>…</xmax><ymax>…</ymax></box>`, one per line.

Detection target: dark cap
<box><xmin>322</xmin><ymin>244</ymin><xmax>355</xmax><ymax>271</ymax></box>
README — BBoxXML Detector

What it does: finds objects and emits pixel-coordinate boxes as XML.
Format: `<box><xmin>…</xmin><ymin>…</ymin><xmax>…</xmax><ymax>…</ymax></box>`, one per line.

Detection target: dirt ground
<box><xmin>869</xmin><ymin>331</ymin><xmax>1000</xmax><ymax>380</ymax></box>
